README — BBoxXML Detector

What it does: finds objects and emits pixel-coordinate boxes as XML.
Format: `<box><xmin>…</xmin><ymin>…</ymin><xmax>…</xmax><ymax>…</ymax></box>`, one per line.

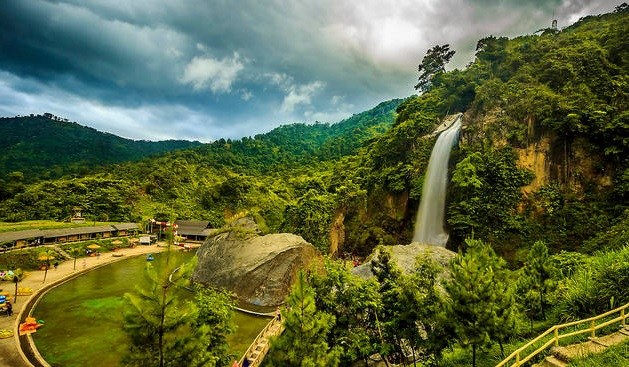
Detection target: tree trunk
<box><xmin>159</xmin><ymin>283</ymin><xmax>167</xmax><ymax>367</ymax></box>
<box><xmin>43</xmin><ymin>263</ymin><xmax>49</xmax><ymax>283</ymax></box>
<box><xmin>499</xmin><ymin>338</ymin><xmax>505</xmax><ymax>359</ymax></box>
<box><xmin>472</xmin><ymin>344</ymin><xmax>477</xmax><ymax>367</ymax></box>
<box><xmin>13</xmin><ymin>278</ymin><xmax>18</xmax><ymax>303</ymax></box>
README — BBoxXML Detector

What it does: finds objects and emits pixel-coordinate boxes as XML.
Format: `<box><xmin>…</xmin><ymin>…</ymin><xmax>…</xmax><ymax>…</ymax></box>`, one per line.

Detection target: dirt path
<box><xmin>0</xmin><ymin>244</ymin><xmax>170</xmax><ymax>367</ymax></box>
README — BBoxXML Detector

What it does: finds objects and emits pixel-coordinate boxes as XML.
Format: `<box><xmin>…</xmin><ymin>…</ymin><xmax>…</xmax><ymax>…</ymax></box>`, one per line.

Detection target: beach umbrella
<box><xmin>86</xmin><ymin>244</ymin><xmax>101</xmax><ymax>250</ymax></box>
<box><xmin>112</xmin><ymin>240</ymin><xmax>123</xmax><ymax>245</ymax></box>
<box><xmin>37</xmin><ymin>254</ymin><xmax>54</xmax><ymax>261</ymax></box>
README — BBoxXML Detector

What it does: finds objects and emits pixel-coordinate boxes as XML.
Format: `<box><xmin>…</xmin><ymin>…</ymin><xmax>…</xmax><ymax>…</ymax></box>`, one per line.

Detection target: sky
<box><xmin>0</xmin><ymin>0</ymin><xmax>619</xmax><ymax>142</ymax></box>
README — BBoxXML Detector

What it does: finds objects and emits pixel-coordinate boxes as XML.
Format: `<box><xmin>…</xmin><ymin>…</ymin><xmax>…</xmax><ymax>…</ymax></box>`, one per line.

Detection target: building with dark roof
<box><xmin>42</xmin><ymin>226</ymin><xmax>116</xmax><ymax>244</ymax></box>
<box><xmin>0</xmin><ymin>229</ymin><xmax>44</xmax><ymax>250</ymax></box>
<box><xmin>112</xmin><ymin>223</ymin><xmax>139</xmax><ymax>236</ymax></box>
<box><xmin>0</xmin><ymin>222</ymin><xmax>142</xmax><ymax>251</ymax></box>
<box><xmin>174</xmin><ymin>220</ymin><xmax>213</xmax><ymax>242</ymax></box>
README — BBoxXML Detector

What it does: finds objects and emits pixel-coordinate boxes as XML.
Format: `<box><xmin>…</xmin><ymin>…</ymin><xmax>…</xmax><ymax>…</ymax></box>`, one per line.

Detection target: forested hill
<box><xmin>0</xmin><ymin>114</ymin><xmax>202</xmax><ymax>181</ymax></box>
<box><xmin>0</xmin><ymin>6</ymin><xmax>626</xmax><ymax>263</ymax></box>
<box><xmin>182</xmin><ymin>98</ymin><xmax>403</xmax><ymax>173</ymax></box>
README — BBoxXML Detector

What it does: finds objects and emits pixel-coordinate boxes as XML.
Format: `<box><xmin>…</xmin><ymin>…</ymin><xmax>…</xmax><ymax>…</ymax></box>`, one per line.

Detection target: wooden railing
<box><xmin>238</xmin><ymin>314</ymin><xmax>283</xmax><ymax>367</ymax></box>
<box><xmin>496</xmin><ymin>301</ymin><xmax>629</xmax><ymax>367</ymax></box>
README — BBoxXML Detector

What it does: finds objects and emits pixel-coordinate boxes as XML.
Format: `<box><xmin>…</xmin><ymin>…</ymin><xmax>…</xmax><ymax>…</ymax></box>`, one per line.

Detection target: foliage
<box><xmin>415</xmin><ymin>44</ymin><xmax>456</xmax><ymax>92</ymax></box>
<box><xmin>0</xmin><ymin>115</ymin><xmax>201</xmax><ymax>183</ymax></box>
<box><xmin>266</xmin><ymin>271</ymin><xmax>341</xmax><ymax>367</ymax></box>
<box><xmin>121</xmin><ymin>253</ymin><xmax>233</xmax><ymax>367</ymax></box>
<box><xmin>448</xmin><ymin>147</ymin><xmax>533</xmax><ymax>251</ymax></box>
<box><xmin>552</xmin><ymin>245</ymin><xmax>629</xmax><ymax>321</ymax></box>
<box><xmin>444</xmin><ymin>239</ymin><xmax>515</xmax><ymax>367</ymax></box>
<box><xmin>307</xmin><ymin>259</ymin><xmax>382</xmax><ymax>366</ymax></box>
<box><xmin>517</xmin><ymin>241</ymin><xmax>555</xmax><ymax>327</ymax></box>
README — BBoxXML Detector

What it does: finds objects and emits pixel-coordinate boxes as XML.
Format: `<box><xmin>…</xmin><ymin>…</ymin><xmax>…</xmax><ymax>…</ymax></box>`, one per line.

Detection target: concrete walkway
<box><xmin>0</xmin><ymin>244</ymin><xmax>169</xmax><ymax>367</ymax></box>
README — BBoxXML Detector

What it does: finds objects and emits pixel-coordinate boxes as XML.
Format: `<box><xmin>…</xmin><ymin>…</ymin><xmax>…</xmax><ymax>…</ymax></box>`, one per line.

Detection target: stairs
<box><xmin>538</xmin><ymin>355</ymin><xmax>567</xmax><ymax>367</ymax></box>
<box><xmin>533</xmin><ymin>325</ymin><xmax>629</xmax><ymax>367</ymax></box>
<box><xmin>52</xmin><ymin>245</ymin><xmax>72</xmax><ymax>260</ymax></box>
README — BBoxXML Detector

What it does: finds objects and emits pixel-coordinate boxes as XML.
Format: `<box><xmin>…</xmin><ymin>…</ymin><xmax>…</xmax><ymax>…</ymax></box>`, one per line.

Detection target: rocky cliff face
<box><xmin>192</xmin><ymin>217</ymin><xmax>320</xmax><ymax>307</ymax></box>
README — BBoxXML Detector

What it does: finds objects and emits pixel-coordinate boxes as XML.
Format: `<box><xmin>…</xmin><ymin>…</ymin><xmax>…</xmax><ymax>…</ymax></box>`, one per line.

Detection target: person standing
<box><xmin>6</xmin><ymin>300</ymin><xmax>13</xmax><ymax>316</ymax></box>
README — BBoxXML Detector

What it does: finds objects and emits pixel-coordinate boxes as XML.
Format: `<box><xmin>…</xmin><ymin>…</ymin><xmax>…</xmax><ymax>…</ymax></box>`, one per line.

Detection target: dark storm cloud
<box><xmin>0</xmin><ymin>0</ymin><xmax>619</xmax><ymax>141</ymax></box>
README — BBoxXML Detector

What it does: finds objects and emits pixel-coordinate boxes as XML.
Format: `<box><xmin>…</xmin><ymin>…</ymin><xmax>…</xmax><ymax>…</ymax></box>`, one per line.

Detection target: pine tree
<box><xmin>371</xmin><ymin>246</ymin><xmax>405</xmax><ymax>365</ymax></box>
<box><xmin>445</xmin><ymin>239</ymin><xmax>513</xmax><ymax>367</ymax></box>
<box><xmin>267</xmin><ymin>271</ymin><xmax>341</xmax><ymax>367</ymax></box>
<box><xmin>121</xmin><ymin>249</ymin><xmax>234</xmax><ymax>367</ymax></box>
<box><xmin>518</xmin><ymin>241</ymin><xmax>554</xmax><ymax>323</ymax></box>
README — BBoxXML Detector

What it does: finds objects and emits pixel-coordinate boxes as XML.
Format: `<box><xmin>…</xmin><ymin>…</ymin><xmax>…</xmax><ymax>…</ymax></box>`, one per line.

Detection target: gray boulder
<box><xmin>351</xmin><ymin>242</ymin><xmax>455</xmax><ymax>279</ymax></box>
<box><xmin>192</xmin><ymin>218</ymin><xmax>320</xmax><ymax>307</ymax></box>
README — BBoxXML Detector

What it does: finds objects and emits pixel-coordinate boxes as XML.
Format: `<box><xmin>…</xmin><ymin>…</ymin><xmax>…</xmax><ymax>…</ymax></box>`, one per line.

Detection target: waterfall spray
<box><xmin>412</xmin><ymin>114</ymin><xmax>462</xmax><ymax>246</ymax></box>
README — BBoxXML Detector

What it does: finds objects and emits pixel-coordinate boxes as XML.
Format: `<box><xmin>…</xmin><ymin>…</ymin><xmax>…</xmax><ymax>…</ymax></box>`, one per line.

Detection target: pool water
<box><xmin>32</xmin><ymin>251</ymin><xmax>269</xmax><ymax>367</ymax></box>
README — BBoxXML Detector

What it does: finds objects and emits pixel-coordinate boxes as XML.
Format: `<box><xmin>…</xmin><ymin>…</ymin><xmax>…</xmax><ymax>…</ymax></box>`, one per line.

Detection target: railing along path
<box><xmin>496</xmin><ymin>301</ymin><xmax>629</xmax><ymax>367</ymax></box>
<box><xmin>238</xmin><ymin>314</ymin><xmax>284</xmax><ymax>367</ymax></box>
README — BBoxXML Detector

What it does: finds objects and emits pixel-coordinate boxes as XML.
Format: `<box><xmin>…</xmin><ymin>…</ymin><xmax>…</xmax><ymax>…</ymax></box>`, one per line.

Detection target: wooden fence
<box><xmin>496</xmin><ymin>301</ymin><xmax>629</xmax><ymax>367</ymax></box>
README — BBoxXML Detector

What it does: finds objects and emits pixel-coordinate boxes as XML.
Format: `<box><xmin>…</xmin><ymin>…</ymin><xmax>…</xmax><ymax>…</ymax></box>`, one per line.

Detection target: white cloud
<box><xmin>240</xmin><ymin>89</ymin><xmax>253</xmax><ymax>101</ymax></box>
<box><xmin>180</xmin><ymin>52</ymin><xmax>244</xmax><ymax>93</ymax></box>
<box><xmin>280</xmin><ymin>81</ymin><xmax>326</xmax><ymax>113</ymax></box>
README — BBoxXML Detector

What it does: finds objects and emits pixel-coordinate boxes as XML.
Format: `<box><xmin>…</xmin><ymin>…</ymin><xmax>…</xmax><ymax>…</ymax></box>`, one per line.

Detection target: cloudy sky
<box><xmin>0</xmin><ymin>0</ymin><xmax>618</xmax><ymax>142</ymax></box>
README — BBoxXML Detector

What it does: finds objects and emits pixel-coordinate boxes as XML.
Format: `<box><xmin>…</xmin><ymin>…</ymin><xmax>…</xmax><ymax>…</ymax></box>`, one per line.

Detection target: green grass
<box><xmin>0</xmin><ymin>220</ymin><xmax>116</xmax><ymax>233</ymax></box>
<box><xmin>568</xmin><ymin>339</ymin><xmax>629</xmax><ymax>366</ymax></box>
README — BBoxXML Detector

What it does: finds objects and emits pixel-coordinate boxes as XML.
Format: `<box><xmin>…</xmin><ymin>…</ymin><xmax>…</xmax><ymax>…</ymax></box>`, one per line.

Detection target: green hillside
<box><xmin>0</xmin><ymin>114</ymin><xmax>203</xmax><ymax>182</ymax></box>
<box><xmin>0</xmin><ymin>6</ymin><xmax>628</xmax><ymax>367</ymax></box>
<box><xmin>0</xmin><ymin>99</ymin><xmax>402</xmax><ymax>223</ymax></box>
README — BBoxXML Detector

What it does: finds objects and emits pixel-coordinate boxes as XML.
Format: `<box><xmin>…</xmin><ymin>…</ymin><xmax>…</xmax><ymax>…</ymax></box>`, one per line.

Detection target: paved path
<box><xmin>0</xmin><ymin>244</ymin><xmax>169</xmax><ymax>367</ymax></box>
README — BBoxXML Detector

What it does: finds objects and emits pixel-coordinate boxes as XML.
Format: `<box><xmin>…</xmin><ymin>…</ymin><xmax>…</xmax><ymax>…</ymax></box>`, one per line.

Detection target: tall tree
<box><xmin>518</xmin><ymin>241</ymin><xmax>554</xmax><ymax>323</ymax></box>
<box><xmin>445</xmin><ymin>239</ymin><xmax>513</xmax><ymax>367</ymax></box>
<box><xmin>371</xmin><ymin>246</ymin><xmax>405</xmax><ymax>365</ymax></box>
<box><xmin>308</xmin><ymin>259</ymin><xmax>382</xmax><ymax>366</ymax></box>
<box><xmin>121</xmin><ymin>251</ymin><xmax>233</xmax><ymax>367</ymax></box>
<box><xmin>267</xmin><ymin>271</ymin><xmax>341</xmax><ymax>367</ymax></box>
<box><xmin>414</xmin><ymin>44</ymin><xmax>456</xmax><ymax>92</ymax></box>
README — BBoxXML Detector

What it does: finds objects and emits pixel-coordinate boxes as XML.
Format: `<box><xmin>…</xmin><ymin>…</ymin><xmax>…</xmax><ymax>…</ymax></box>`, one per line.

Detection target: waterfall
<box><xmin>412</xmin><ymin>114</ymin><xmax>462</xmax><ymax>246</ymax></box>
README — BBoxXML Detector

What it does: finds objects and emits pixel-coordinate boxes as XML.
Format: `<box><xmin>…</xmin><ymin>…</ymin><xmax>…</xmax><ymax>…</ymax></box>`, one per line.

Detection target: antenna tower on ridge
<box><xmin>552</xmin><ymin>9</ymin><xmax>558</xmax><ymax>30</ymax></box>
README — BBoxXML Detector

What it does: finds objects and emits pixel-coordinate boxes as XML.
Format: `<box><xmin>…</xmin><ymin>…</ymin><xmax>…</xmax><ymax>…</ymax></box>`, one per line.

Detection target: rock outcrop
<box><xmin>192</xmin><ymin>218</ymin><xmax>320</xmax><ymax>307</ymax></box>
<box><xmin>352</xmin><ymin>242</ymin><xmax>455</xmax><ymax>279</ymax></box>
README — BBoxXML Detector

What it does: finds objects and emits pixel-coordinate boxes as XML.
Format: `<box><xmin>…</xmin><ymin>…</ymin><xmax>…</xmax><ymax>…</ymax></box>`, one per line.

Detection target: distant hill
<box><xmin>183</xmin><ymin>98</ymin><xmax>404</xmax><ymax>173</ymax></box>
<box><xmin>0</xmin><ymin>114</ymin><xmax>202</xmax><ymax>181</ymax></box>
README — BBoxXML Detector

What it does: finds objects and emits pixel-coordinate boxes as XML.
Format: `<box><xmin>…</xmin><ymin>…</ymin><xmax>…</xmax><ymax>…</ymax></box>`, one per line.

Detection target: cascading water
<box><xmin>412</xmin><ymin>114</ymin><xmax>462</xmax><ymax>246</ymax></box>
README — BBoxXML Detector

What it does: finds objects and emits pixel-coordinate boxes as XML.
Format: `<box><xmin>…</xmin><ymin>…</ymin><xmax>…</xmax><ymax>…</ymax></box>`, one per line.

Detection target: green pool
<box><xmin>32</xmin><ymin>251</ymin><xmax>270</xmax><ymax>367</ymax></box>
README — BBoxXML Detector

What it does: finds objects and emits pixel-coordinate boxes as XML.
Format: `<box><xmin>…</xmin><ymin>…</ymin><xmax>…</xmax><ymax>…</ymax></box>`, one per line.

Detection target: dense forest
<box><xmin>0</xmin><ymin>5</ymin><xmax>627</xmax><ymax>367</ymax></box>
<box><xmin>0</xmin><ymin>114</ymin><xmax>202</xmax><ymax>183</ymax></box>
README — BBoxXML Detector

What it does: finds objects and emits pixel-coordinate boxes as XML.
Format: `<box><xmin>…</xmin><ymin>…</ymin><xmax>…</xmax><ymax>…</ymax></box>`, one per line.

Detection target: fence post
<box><xmin>554</xmin><ymin>327</ymin><xmax>559</xmax><ymax>347</ymax></box>
<box><xmin>515</xmin><ymin>352</ymin><xmax>520</xmax><ymax>367</ymax></box>
<box><xmin>622</xmin><ymin>308</ymin><xmax>626</xmax><ymax>327</ymax></box>
<box><xmin>590</xmin><ymin>320</ymin><xmax>596</xmax><ymax>338</ymax></box>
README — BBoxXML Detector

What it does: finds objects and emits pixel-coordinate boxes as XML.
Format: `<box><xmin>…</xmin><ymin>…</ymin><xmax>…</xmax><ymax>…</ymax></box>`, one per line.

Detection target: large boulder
<box><xmin>192</xmin><ymin>218</ymin><xmax>320</xmax><ymax>307</ymax></box>
<box><xmin>351</xmin><ymin>242</ymin><xmax>455</xmax><ymax>279</ymax></box>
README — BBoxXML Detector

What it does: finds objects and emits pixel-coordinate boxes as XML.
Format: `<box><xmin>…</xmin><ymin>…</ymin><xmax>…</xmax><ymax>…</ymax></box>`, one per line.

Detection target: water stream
<box><xmin>412</xmin><ymin>114</ymin><xmax>462</xmax><ymax>246</ymax></box>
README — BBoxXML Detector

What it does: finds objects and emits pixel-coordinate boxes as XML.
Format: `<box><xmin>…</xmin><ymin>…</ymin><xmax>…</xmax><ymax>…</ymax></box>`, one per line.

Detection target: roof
<box><xmin>112</xmin><ymin>223</ymin><xmax>139</xmax><ymax>231</ymax></box>
<box><xmin>175</xmin><ymin>220</ymin><xmax>212</xmax><ymax>237</ymax></box>
<box><xmin>175</xmin><ymin>220</ymin><xmax>211</xmax><ymax>228</ymax></box>
<box><xmin>0</xmin><ymin>229</ymin><xmax>44</xmax><ymax>243</ymax></box>
<box><xmin>42</xmin><ymin>226</ymin><xmax>115</xmax><ymax>238</ymax></box>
